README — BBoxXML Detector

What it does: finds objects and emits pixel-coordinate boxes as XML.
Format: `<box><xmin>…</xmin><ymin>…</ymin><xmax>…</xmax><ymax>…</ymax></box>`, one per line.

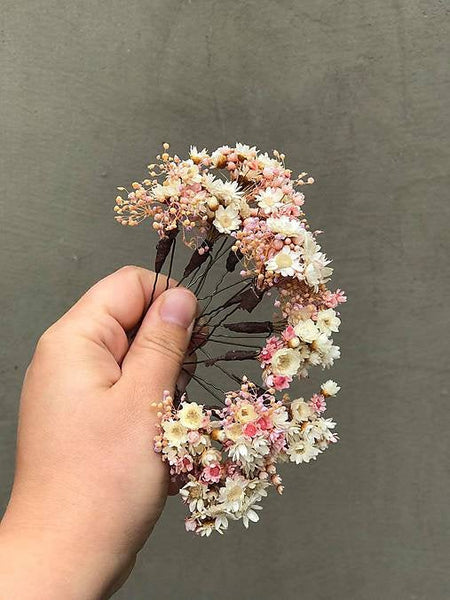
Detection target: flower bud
<box><xmin>207</xmin><ymin>196</ymin><xmax>219</xmax><ymax>211</ymax></box>
<box><xmin>201</xmin><ymin>448</ymin><xmax>222</xmax><ymax>467</ymax></box>
<box><xmin>288</xmin><ymin>336</ymin><xmax>300</xmax><ymax>348</ymax></box>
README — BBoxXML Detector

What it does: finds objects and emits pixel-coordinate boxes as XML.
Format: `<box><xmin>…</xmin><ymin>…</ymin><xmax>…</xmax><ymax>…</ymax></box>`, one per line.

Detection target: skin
<box><xmin>0</xmin><ymin>266</ymin><xmax>198</xmax><ymax>600</ymax></box>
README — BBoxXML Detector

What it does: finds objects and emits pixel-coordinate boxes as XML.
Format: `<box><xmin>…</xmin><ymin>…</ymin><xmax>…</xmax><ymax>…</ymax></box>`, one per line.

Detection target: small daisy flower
<box><xmin>290</xmin><ymin>398</ymin><xmax>315</xmax><ymax>422</ymax></box>
<box><xmin>256</xmin><ymin>187</ymin><xmax>284</xmax><ymax>213</ymax></box>
<box><xmin>266</xmin><ymin>215</ymin><xmax>305</xmax><ymax>238</ymax></box>
<box><xmin>266</xmin><ymin>246</ymin><xmax>303</xmax><ymax>277</ymax></box>
<box><xmin>161</xmin><ymin>420</ymin><xmax>189</xmax><ymax>448</ymax></box>
<box><xmin>321</xmin><ymin>380</ymin><xmax>341</xmax><ymax>397</ymax></box>
<box><xmin>213</xmin><ymin>204</ymin><xmax>241</xmax><ymax>233</ymax></box>
<box><xmin>178</xmin><ymin>402</ymin><xmax>205</xmax><ymax>430</ymax></box>
<box><xmin>316</xmin><ymin>308</ymin><xmax>341</xmax><ymax>335</ymax></box>
<box><xmin>294</xmin><ymin>318</ymin><xmax>320</xmax><ymax>343</ymax></box>
<box><xmin>270</xmin><ymin>348</ymin><xmax>302</xmax><ymax>377</ymax></box>
<box><xmin>286</xmin><ymin>440</ymin><xmax>321</xmax><ymax>464</ymax></box>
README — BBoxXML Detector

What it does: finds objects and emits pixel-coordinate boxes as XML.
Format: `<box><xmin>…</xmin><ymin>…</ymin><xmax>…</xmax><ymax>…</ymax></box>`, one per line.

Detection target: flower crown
<box><xmin>115</xmin><ymin>143</ymin><xmax>346</xmax><ymax>536</ymax></box>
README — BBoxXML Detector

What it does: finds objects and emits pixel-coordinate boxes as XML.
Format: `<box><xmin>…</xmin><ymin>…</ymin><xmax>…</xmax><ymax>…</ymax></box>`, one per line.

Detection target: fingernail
<box><xmin>160</xmin><ymin>288</ymin><xmax>197</xmax><ymax>330</ymax></box>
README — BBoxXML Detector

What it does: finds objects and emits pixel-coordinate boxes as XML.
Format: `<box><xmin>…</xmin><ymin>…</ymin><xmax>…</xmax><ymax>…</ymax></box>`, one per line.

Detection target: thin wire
<box><xmin>198</xmin><ymin>347</ymin><xmax>242</xmax><ymax>386</ymax></box>
<box><xmin>208</xmin><ymin>337</ymin><xmax>262</xmax><ymax>349</ymax></box>
<box><xmin>193</xmin><ymin>254</ymin><xmax>213</xmax><ymax>297</ymax></box>
<box><xmin>198</xmin><ymin>277</ymin><xmax>252</xmax><ymax>302</ymax></box>
<box><xmin>149</xmin><ymin>270</ymin><xmax>159</xmax><ymax>306</ymax></box>
<box><xmin>187</xmin><ymin>237</ymin><xmax>229</xmax><ymax>291</ymax></box>
<box><xmin>192</xmin><ymin>304</ymin><xmax>242</xmax><ymax>354</ymax></box>
<box><xmin>165</xmin><ymin>237</ymin><xmax>176</xmax><ymax>291</ymax></box>
<box><xmin>199</xmin><ymin>279</ymin><xmax>253</xmax><ymax>320</ymax></box>
<box><xmin>183</xmin><ymin>368</ymin><xmax>225</xmax><ymax>404</ymax></box>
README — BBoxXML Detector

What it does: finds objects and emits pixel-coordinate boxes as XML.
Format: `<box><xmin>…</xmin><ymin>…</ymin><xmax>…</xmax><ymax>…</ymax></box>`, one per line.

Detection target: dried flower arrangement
<box><xmin>114</xmin><ymin>143</ymin><xmax>346</xmax><ymax>536</ymax></box>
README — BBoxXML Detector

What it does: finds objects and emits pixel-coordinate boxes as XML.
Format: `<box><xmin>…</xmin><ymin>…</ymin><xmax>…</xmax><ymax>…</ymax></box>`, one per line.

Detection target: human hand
<box><xmin>0</xmin><ymin>266</ymin><xmax>197</xmax><ymax>600</ymax></box>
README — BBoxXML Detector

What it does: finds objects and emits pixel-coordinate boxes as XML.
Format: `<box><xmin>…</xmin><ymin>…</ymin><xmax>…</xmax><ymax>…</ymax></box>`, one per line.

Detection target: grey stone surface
<box><xmin>1</xmin><ymin>0</ymin><xmax>449</xmax><ymax>598</ymax></box>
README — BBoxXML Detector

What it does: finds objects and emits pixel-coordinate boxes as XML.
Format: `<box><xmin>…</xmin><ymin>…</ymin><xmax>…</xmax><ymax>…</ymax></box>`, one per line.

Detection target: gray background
<box><xmin>1</xmin><ymin>1</ymin><xmax>449</xmax><ymax>598</ymax></box>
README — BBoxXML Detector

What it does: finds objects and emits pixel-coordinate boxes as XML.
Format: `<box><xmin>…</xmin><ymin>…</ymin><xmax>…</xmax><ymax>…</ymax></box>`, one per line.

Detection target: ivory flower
<box><xmin>235</xmin><ymin>403</ymin><xmax>258</xmax><ymax>424</ymax></box>
<box><xmin>321</xmin><ymin>380</ymin><xmax>341</xmax><ymax>397</ymax></box>
<box><xmin>266</xmin><ymin>246</ymin><xmax>303</xmax><ymax>277</ymax></box>
<box><xmin>304</xmin><ymin>262</ymin><xmax>333</xmax><ymax>288</ymax></box>
<box><xmin>218</xmin><ymin>476</ymin><xmax>247</xmax><ymax>512</ymax></box>
<box><xmin>294</xmin><ymin>318</ymin><xmax>320</xmax><ymax>343</ymax></box>
<box><xmin>213</xmin><ymin>204</ymin><xmax>241</xmax><ymax>233</ymax></box>
<box><xmin>178</xmin><ymin>402</ymin><xmax>205</xmax><ymax>430</ymax></box>
<box><xmin>225</xmin><ymin>422</ymin><xmax>244</xmax><ymax>441</ymax></box>
<box><xmin>214</xmin><ymin>180</ymin><xmax>243</xmax><ymax>206</ymax></box>
<box><xmin>161</xmin><ymin>420</ymin><xmax>188</xmax><ymax>448</ymax></box>
<box><xmin>266</xmin><ymin>215</ymin><xmax>305</xmax><ymax>238</ymax></box>
<box><xmin>290</xmin><ymin>399</ymin><xmax>315</xmax><ymax>422</ymax></box>
<box><xmin>189</xmin><ymin>145</ymin><xmax>208</xmax><ymax>163</ymax></box>
<box><xmin>256</xmin><ymin>187</ymin><xmax>284</xmax><ymax>213</ymax></box>
<box><xmin>202</xmin><ymin>173</ymin><xmax>225</xmax><ymax>196</ymax></box>
<box><xmin>316</xmin><ymin>308</ymin><xmax>341</xmax><ymax>335</ymax></box>
<box><xmin>235</xmin><ymin>142</ymin><xmax>258</xmax><ymax>159</ymax></box>
<box><xmin>271</xmin><ymin>348</ymin><xmax>302</xmax><ymax>377</ymax></box>
<box><xmin>286</xmin><ymin>440</ymin><xmax>321</xmax><ymax>464</ymax></box>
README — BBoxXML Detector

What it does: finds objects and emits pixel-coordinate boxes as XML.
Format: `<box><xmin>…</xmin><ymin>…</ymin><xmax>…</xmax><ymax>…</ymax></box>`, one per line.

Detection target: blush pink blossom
<box><xmin>201</xmin><ymin>463</ymin><xmax>222</xmax><ymax>484</ymax></box>
<box><xmin>323</xmin><ymin>289</ymin><xmax>347</xmax><ymax>308</ymax></box>
<box><xmin>259</xmin><ymin>336</ymin><xmax>284</xmax><ymax>364</ymax></box>
<box><xmin>187</xmin><ymin>430</ymin><xmax>201</xmax><ymax>444</ymax></box>
<box><xmin>282</xmin><ymin>325</ymin><xmax>297</xmax><ymax>341</ymax></box>
<box><xmin>243</xmin><ymin>423</ymin><xmax>258</xmax><ymax>438</ymax></box>
<box><xmin>310</xmin><ymin>394</ymin><xmax>327</xmax><ymax>413</ymax></box>
<box><xmin>269</xmin><ymin>430</ymin><xmax>287</xmax><ymax>453</ymax></box>
<box><xmin>257</xmin><ymin>415</ymin><xmax>272</xmax><ymax>431</ymax></box>
<box><xmin>185</xmin><ymin>518</ymin><xmax>198</xmax><ymax>532</ymax></box>
<box><xmin>265</xmin><ymin>374</ymin><xmax>292</xmax><ymax>391</ymax></box>
<box><xmin>176</xmin><ymin>454</ymin><xmax>194</xmax><ymax>473</ymax></box>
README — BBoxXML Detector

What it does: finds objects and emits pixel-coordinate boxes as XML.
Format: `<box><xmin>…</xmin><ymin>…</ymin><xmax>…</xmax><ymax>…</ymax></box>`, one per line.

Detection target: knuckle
<box><xmin>118</xmin><ymin>265</ymin><xmax>156</xmax><ymax>296</ymax></box>
<box><xmin>33</xmin><ymin>325</ymin><xmax>64</xmax><ymax>365</ymax></box>
<box><xmin>136</xmin><ymin>329</ymin><xmax>185</xmax><ymax>366</ymax></box>
<box><xmin>118</xmin><ymin>265</ymin><xmax>152</xmax><ymax>282</ymax></box>
<box><xmin>36</xmin><ymin>325</ymin><xmax>59</xmax><ymax>353</ymax></box>
<box><xmin>118</xmin><ymin>264</ymin><xmax>142</xmax><ymax>276</ymax></box>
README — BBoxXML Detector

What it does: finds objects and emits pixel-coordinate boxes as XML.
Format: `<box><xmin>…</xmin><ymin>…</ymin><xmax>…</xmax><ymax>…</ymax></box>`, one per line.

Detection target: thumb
<box><xmin>120</xmin><ymin>287</ymin><xmax>197</xmax><ymax>399</ymax></box>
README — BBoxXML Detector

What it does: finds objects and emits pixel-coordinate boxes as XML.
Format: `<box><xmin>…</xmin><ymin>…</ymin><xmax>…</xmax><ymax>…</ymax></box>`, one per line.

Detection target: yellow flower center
<box><xmin>227</xmin><ymin>485</ymin><xmax>244</xmax><ymax>503</ymax></box>
<box><xmin>236</xmin><ymin>404</ymin><xmax>257</xmax><ymax>423</ymax></box>
<box><xmin>275</xmin><ymin>253</ymin><xmax>292</xmax><ymax>269</ymax></box>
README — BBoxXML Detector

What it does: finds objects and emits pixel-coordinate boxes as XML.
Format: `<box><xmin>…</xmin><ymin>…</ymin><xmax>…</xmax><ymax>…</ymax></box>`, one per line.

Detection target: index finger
<box><xmin>58</xmin><ymin>266</ymin><xmax>173</xmax><ymax>363</ymax></box>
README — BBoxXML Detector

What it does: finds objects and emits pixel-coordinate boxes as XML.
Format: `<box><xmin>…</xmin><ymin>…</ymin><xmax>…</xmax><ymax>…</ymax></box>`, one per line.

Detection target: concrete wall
<box><xmin>1</xmin><ymin>1</ymin><xmax>449</xmax><ymax>598</ymax></box>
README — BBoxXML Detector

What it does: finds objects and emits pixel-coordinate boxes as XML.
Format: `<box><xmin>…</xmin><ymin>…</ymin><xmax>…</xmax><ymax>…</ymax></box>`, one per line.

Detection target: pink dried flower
<box><xmin>243</xmin><ymin>423</ymin><xmax>258</xmax><ymax>438</ymax></box>
<box><xmin>201</xmin><ymin>463</ymin><xmax>222</xmax><ymax>483</ymax></box>
<box><xmin>259</xmin><ymin>336</ymin><xmax>284</xmax><ymax>364</ymax></box>
<box><xmin>310</xmin><ymin>394</ymin><xmax>327</xmax><ymax>413</ymax></box>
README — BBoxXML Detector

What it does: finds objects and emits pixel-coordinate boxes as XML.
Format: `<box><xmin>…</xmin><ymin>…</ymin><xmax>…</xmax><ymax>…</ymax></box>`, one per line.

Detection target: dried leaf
<box><xmin>223</xmin><ymin>321</ymin><xmax>273</xmax><ymax>333</ymax></box>
<box><xmin>183</xmin><ymin>240</ymin><xmax>214</xmax><ymax>277</ymax></box>
<box><xmin>205</xmin><ymin>350</ymin><xmax>258</xmax><ymax>366</ymax></box>
<box><xmin>154</xmin><ymin>227</ymin><xmax>179</xmax><ymax>273</ymax></box>
<box><xmin>225</xmin><ymin>249</ymin><xmax>243</xmax><ymax>272</ymax></box>
<box><xmin>237</xmin><ymin>287</ymin><xmax>265</xmax><ymax>312</ymax></box>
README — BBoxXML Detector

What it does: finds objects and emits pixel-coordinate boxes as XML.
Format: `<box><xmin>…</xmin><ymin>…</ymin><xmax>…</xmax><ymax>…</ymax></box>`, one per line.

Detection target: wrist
<box><xmin>0</xmin><ymin>515</ymin><xmax>130</xmax><ymax>600</ymax></box>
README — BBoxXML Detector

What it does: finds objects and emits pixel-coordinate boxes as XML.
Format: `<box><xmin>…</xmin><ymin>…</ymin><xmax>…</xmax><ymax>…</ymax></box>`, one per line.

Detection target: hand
<box><xmin>0</xmin><ymin>266</ymin><xmax>197</xmax><ymax>600</ymax></box>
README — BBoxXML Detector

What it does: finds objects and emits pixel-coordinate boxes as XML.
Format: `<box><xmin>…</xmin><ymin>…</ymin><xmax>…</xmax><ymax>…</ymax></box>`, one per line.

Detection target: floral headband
<box><xmin>114</xmin><ymin>143</ymin><xmax>346</xmax><ymax>536</ymax></box>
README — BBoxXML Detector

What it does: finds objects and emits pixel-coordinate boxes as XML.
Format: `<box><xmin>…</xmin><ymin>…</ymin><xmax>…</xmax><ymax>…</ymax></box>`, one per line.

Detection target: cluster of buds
<box><xmin>153</xmin><ymin>378</ymin><xmax>339</xmax><ymax>535</ymax></box>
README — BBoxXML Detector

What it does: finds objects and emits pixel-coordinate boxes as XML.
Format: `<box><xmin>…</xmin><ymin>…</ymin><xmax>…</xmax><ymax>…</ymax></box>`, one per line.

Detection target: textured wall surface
<box><xmin>1</xmin><ymin>1</ymin><xmax>449</xmax><ymax>598</ymax></box>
